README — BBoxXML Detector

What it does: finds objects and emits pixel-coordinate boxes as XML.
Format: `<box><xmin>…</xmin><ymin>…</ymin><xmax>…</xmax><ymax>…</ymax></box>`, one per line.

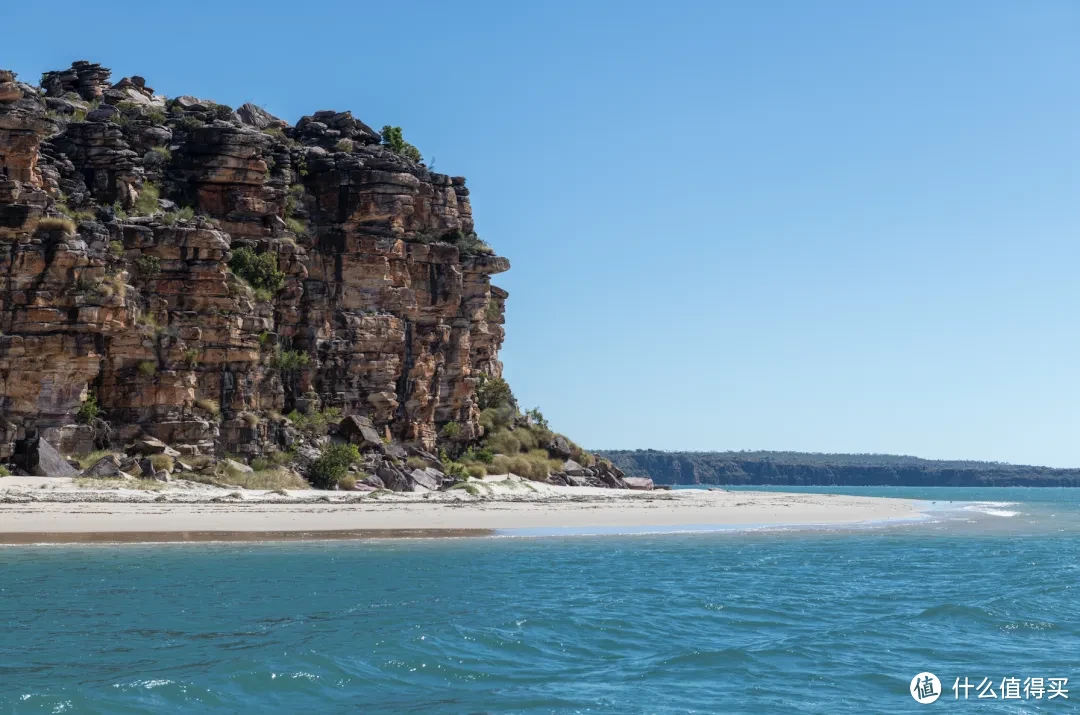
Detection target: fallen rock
<box><xmin>409</xmin><ymin>468</ymin><xmax>440</xmax><ymax>491</ymax></box>
<box><xmin>404</xmin><ymin>446</ymin><xmax>442</xmax><ymax>471</ymax></box>
<box><xmin>337</xmin><ymin>415</ymin><xmax>382</xmax><ymax>450</ymax></box>
<box><xmin>235</xmin><ymin>102</ymin><xmax>283</xmax><ymax>130</ymax></box>
<box><xmin>133</xmin><ymin>437</ymin><xmax>181</xmax><ymax>457</ymax></box>
<box><xmin>623</xmin><ymin>477</ymin><xmax>654</xmax><ymax>490</ymax></box>
<box><xmin>562</xmin><ymin>459</ymin><xmax>588</xmax><ymax>477</ymax></box>
<box><xmin>380</xmin><ymin>442</ymin><xmax>408</xmax><ymax>460</ymax></box>
<box><xmin>83</xmin><ymin>454</ymin><xmax>122</xmax><ymax>478</ymax></box>
<box><xmin>14</xmin><ymin>437</ymin><xmax>78</xmax><ymax>478</ymax></box>
<box><xmin>376</xmin><ymin>465</ymin><xmax>411</xmax><ymax>492</ymax></box>
<box><xmin>361</xmin><ymin>474</ymin><xmax>385</xmax><ymax>489</ymax></box>
<box><xmin>223</xmin><ymin>458</ymin><xmax>253</xmax><ymax>474</ymax></box>
<box><xmin>548</xmin><ymin>435</ymin><xmax>572</xmax><ymax>459</ymax></box>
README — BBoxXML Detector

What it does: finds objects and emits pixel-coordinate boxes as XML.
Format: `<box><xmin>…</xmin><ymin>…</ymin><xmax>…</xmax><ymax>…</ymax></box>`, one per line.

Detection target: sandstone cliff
<box><xmin>0</xmin><ymin>62</ymin><xmax>509</xmax><ymax>462</ymax></box>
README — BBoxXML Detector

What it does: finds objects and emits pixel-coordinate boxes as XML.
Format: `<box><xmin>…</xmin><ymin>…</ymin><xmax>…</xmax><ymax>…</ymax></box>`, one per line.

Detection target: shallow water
<box><xmin>2</xmin><ymin>487</ymin><xmax>1079</xmax><ymax>713</ymax></box>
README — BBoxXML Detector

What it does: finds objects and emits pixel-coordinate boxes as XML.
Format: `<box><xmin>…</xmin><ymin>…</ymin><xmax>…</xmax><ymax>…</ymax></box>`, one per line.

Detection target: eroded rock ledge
<box><xmin>0</xmin><ymin>62</ymin><xmax>509</xmax><ymax>461</ymax></box>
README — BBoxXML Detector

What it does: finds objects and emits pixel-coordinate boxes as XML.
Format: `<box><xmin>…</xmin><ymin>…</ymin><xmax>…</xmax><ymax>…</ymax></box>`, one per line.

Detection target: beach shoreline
<box><xmin>0</xmin><ymin>475</ymin><xmax>924</xmax><ymax>543</ymax></box>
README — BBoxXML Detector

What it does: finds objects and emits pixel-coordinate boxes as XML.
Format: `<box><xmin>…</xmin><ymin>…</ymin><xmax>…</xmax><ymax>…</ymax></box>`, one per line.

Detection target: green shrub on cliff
<box><xmin>133</xmin><ymin>254</ymin><xmax>161</xmax><ymax>280</ymax></box>
<box><xmin>287</xmin><ymin>407</ymin><xmax>341</xmax><ymax>437</ymax></box>
<box><xmin>308</xmin><ymin>443</ymin><xmax>360</xmax><ymax>489</ymax></box>
<box><xmin>284</xmin><ymin>217</ymin><xmax>308</xmax><ymax>237</ymax></box>
<box><xmin>380</xmin><ymin>125</ymin><xmax>422</xmax><ymax>162</ymax></box>
<box><xmin>229</xmin><ymin>246</ymin><xmax>285</xmax><ymax>294</ymax></box>
<box><xmin>272</xmin><ymin>349</ymin><xmax>309</xmax><ymax>371</ymax></box>
<box><xmin>77</xmin><ymin>393</ymin><xmax>100</xmax><ymax>424</ymax></box>
<box><xmin>476</xmin><ymin>375</ymin><xmax>513</xmax><ymax>410</ymax></box>
<box><xmin>160</xmin><ymin>207</ymin><xmax>194</xmax><ymax>225</ymax></box>
<box><xmin>479</xmin><ymin>406</ymin><xmax>515</xmax><ymax>434</ymax></box>
<box><xmin>526</xmin><ymin>407</ymin><xmax>549</xmax><ymax>430</ymax></box>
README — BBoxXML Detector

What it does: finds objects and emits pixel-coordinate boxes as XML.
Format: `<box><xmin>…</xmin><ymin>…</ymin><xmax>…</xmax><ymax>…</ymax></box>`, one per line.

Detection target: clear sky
<box><xmin>7</xmin><ymin>1</ymin><xmax>1080</xmax><ymax>466</ymax></box>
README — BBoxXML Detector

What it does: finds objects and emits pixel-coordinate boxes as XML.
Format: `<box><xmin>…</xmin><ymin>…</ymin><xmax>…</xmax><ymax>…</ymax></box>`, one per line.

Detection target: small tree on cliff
<box><xmin>380</xmin><ymin>125</ymin><xmax>422</xmax><ymax>163</ymax></box>
<box><xmin>476</xmin><ymin>375</ymin><xmax>514</xmax><ymax>410</ymax></box>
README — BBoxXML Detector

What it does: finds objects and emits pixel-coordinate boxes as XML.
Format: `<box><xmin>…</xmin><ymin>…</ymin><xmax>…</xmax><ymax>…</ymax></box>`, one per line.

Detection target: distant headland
<box><xmin>598</xmin><ymin>450</ymin><xmax>1080</xmax><ymax>487</ymax></box>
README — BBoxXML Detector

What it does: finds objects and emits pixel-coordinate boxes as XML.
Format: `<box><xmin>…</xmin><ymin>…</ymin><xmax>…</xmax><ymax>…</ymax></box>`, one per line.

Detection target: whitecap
<box><xmin>962</xmin><ymin>502</ymin><xmax>1019</xmax><ymax>517</ymax></box>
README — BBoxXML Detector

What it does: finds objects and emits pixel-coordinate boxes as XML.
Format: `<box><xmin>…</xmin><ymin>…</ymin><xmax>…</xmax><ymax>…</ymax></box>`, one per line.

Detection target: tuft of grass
<box><xmin>467</xmin><ymin>464</ymin><xmax>487</xmax><ymax>479</ymax></box>
<box><xmin>286</xmin><ymin>407</ymin><xmax>341</xmax><ymax>437</ymax></box>
<box><xmin>338</xmin><ymin>474</ymin><xmax>356</xmax><ymax>490</ymax></box>
<box><xmin>149</xmin><ymin>454</ymin><xmax>174</xmax><ymax>472</ymax></box>
<box><xmin>195</xmin><ymin>397</ymin><xmax>220</xmax><ymax>417</ymax></box>
<box><xmin>72</xmin><ymin>449</ymin><xmax>119</xmax><ymax>470</ymax></box>
<box><xmin>335</xmin><ymin>138</ymin><xmax>354</xmax><ymax>152</ymax></box>
<box><xmin>150</xmin><ymin>145</ymin><xmax>171</xmax><ymax>160</ymax></box>
<box><xmin>486</xmin><ymin>430</ymin><xmax>521</xmax><ymax>456</ymax></box>
<box><xmin>37</xmin><ymin>217</ymin><xmax>76</xmax><ymax>235</ymax></box>
<box><xmin>449</xmin><ymin>482</ymin><xmax>483</xmax><ymax>496</ymax></box>
<box><xmin>132</xmin><ymin>182</ymin><xmax>160</xmax><ymax>216</ymax></box>
<box><xmin>137</xmin><ymin>360</ymin><xmax>157</xmax><ymax>377</ymax></box>
<box><xmin>57</xmin><ymin>204</ymin><xmax>95</xmax><ymax>221</ymax></box>
<box><xmin>0</xmin><ymin>465</ymin><xmax>10</xmax><ymax>477</ymax></box>
<box><xmin>220</xmin><ymin>467</ymin><xmax>308</xmax><ymax>490</ymax></box>
<box><xmin>182</xmin><ymin>347</ymin><xmax>200</xmax><ymax>368</ymax></box>
<box><xmin>405</xmin><ymin>456</ymin><xmax>427</xmax><ymax>470</ymax></box>
<box><xmin>284</xmin><ymin>217</ymin><xmax>307</xmax><ymax>237</ymax></box>
<box><xmin>74</xmin><ymin>477</ymin><xmax>167</xmax><ymax>491</ymax></box>
<box><xmin>109</xmin><ymin>240</ymin><xmax>124</xmax><ymax>257</ymax></box>
<box><xmin>160</xmin><ymin>206</ymin><xmax>195</xmax><ymax>225</ymax></box>
<box><xmin>241</xmin><ymin>412</ymin><xmax>260</xmax><ymax>427</ymax></box>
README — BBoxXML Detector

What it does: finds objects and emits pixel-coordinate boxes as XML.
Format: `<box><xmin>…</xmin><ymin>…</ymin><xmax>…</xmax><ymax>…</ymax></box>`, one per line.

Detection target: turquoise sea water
<box><xmin>2</xmin><ymin>487</ymin><xmax>1079</xmax><ymax>713</ymax></box>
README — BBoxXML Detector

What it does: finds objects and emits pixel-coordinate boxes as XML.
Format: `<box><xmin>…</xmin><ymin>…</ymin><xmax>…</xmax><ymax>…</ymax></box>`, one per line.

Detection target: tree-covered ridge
<box><xmin>596</xmin><ymin>450</ymin><xmax>1080</xmax><ymax>487</ymax></box>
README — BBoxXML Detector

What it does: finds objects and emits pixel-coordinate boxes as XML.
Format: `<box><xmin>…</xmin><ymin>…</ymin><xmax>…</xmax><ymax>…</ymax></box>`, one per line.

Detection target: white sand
<box><xmin>0</xmin><ymin>474</ymin><xmax>923</xmax><ymax>540</ymax></box>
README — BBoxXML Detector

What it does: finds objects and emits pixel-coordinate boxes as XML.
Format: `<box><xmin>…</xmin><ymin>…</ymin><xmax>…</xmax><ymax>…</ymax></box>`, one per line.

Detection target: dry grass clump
<box><xmin>74</xmin><ymin>477</ymin><xmax>167</xmax><ymax>491</ymax></box>
<box><xmin>486</xmin><ymin>430</ymin><xmax>521</xmax><ymax>456</ymax></box>
<box><xmin>73</xmin><ymin>449</ymin><xmax>119</xmax><ymax>470</ymax></box>
<box><xmin>149</xmin><ymin>454</ymin><xmax>174</xmax><ymax>472</ymax></box>
<box><xmin>222</xmin><ymin>466</ymin><xmax>309</xmax><ymax>490</ymax></box>
<box><xmin>38</xmin><ymin>217</ymin><xmax>76</xmax><ymax>235</ymax></box>
<box><xmin>486</xmin><ymin>451</ymin><xmax>561</xmax><ymax>480</ymax></box>
<box><xmin>194</xmin><ymin>397</ymin><xmax>220</xmax><ymax>417</ymax></box>
<box><xmin>338</xmin><ymin>474</ymin><xmax>357</xmax><ymax>490</ymax></box>
<box><xmin>250</xmin><ymin>451</ymin><xmax>294</xmax><ymax>471</ymax></box>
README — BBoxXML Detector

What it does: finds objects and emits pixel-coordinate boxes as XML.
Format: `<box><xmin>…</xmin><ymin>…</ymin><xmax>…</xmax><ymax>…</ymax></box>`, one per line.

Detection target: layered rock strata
<box><xmin>0</xmin><ymin>62</ymin><xmax>508</xmax><ymax>460</ymax></box>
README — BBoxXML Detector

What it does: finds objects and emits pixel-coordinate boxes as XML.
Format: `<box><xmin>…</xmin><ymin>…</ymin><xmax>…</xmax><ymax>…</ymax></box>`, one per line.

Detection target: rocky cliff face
<box><xmin>0</xmin><ymin>62</ymin><xmax>508</xmax><ymax>460</ymax></box>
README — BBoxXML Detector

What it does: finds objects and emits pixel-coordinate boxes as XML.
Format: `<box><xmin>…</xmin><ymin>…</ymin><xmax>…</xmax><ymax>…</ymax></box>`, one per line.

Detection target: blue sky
<box><xmin>7</xmin><ymin>1</ymin><xmax>1080</xmax><ymax>466</ymax></box>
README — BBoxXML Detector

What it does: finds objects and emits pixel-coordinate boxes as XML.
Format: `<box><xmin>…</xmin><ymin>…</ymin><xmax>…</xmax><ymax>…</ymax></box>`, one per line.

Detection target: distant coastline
<box><xmin>598</xmin><ymin>450</ymin><xmax>1080</xmax><ymax>487</ymax></box>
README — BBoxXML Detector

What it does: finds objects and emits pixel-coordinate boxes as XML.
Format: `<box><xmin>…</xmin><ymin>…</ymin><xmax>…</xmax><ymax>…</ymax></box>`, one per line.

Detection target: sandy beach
<box><xmin>0</xmin><ymin>474</ymin><xmax>923</xmax><ymax>542</ymax></box>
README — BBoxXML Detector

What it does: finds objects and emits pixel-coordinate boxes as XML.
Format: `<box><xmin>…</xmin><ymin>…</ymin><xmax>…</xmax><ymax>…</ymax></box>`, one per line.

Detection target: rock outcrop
<box><xmin>0</xmin><ymin>62</ymin><xmax>509</xmax><ymax>461</ymax></box>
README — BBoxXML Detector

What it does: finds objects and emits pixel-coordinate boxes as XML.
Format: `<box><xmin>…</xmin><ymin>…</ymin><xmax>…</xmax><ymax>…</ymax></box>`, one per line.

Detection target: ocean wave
<box><xmin>962</xmin><ymin>502</ymin><xmax>1020</xmax><ymax>517</ymax></box>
